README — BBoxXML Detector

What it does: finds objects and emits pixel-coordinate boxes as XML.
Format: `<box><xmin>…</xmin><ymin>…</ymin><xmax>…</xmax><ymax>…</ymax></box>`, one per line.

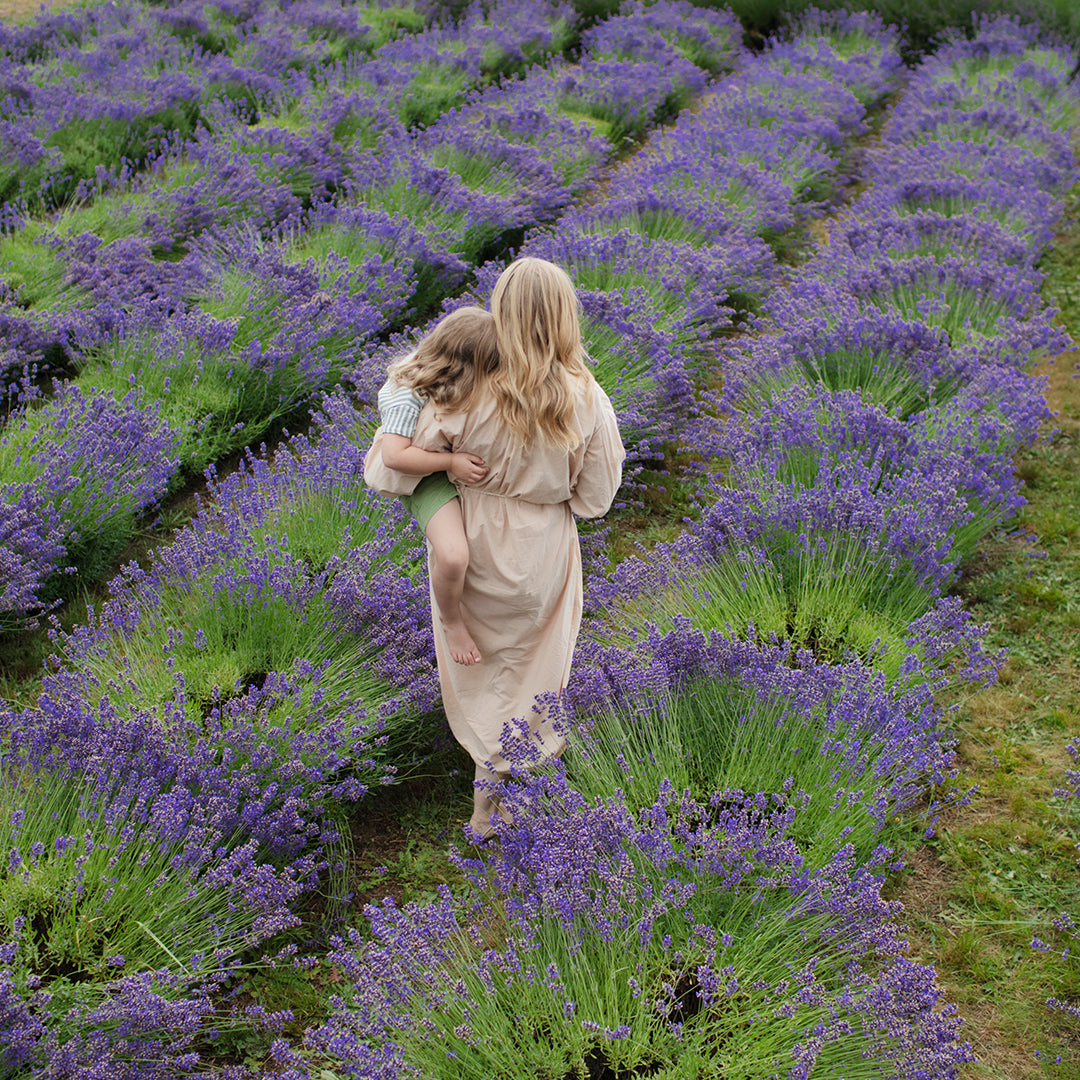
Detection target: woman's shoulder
<box><xmin>569</xmin><ymin>365</ymin><xmax>600</xmax><ymax>395</ymax></box>
<box><xmin>569</xmin><ymin>367</ymin><xmax>610</xmax><ymax>415</ymax></box>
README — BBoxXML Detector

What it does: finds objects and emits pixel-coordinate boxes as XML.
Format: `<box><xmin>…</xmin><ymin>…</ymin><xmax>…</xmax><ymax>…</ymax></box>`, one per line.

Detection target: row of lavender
<box><xmin>0</xmin><ymin>0</ymin><xmax>563</xmax><ymax>211</ymax></box>
<box><xmin>596</xmin><ymin>17</ymin><xmax>1073</xmax><ymax>673</ymax></box>
<box><xmin>0</xmin><ymin>0</ymin><xmax>572</xmax><ymax>362</ymax></box>
<box><xmin>0</xmin><ymin>9</ymin><xmax>918</xmax><ymax>1076</ymax></box>
<box><xmin>306</xmin><ymin>16</ymin><xmax>1080</xmax><ymax>1079</ymax></box>
<box><xmin>0</xmin><ymin>0</ymin><xmax>745</xmax><ymax>627</ymax></box>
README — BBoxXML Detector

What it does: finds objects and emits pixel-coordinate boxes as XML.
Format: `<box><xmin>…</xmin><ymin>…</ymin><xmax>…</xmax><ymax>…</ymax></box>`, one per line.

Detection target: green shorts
<box><xmin>400</xmin><ymin>472</ymin><xmax>459</xmax><ymax>533</ymax></box>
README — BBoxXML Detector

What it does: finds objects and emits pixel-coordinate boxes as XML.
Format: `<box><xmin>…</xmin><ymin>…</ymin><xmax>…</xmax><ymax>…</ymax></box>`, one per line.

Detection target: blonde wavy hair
<box><xmin>488</xmin><ymin>257</ymin><xmax>593</xmax><ymax>449</ymax></box>
<box><xmin>385</xmin><ymin>306</ymin><xmax>499</xmax><ymax>410</ymax></box>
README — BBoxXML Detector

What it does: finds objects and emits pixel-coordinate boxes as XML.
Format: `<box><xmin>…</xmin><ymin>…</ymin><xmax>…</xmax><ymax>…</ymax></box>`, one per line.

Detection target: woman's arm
<box><xmin>382</xmin><ymin>433</ymin><xmax>488</xmax><ymax>484</ymax></box>
<box><xmin>569</xmin><ymin>387</ymin><xmax>626</xmax><ymax>518</ymax></box>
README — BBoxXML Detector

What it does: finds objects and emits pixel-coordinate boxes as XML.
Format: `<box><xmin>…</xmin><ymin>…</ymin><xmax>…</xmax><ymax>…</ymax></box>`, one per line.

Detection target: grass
<box><xmin>0</xmin><ymin>0</ymin><xmax>83</xmax><ymax>20</ymax></box>
<box><xmin>346</xmin><ymin>761</ymin><xmax>473</xmax><ymax>912</ymax></box>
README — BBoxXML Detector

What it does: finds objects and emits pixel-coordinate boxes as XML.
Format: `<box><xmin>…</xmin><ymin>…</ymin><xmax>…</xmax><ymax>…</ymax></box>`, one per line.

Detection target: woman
<box><xmin>411</xmin><ymin>258</ymin><xmax>625</xmax><ymax>840</ymax></box>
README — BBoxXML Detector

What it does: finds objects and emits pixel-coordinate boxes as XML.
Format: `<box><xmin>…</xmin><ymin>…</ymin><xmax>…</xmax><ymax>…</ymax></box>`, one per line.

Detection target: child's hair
<box><xmin>386</xmin><ymin>306</ymin><xmax>499</xmax><ymax>410</ymax></box>
<box><xmin>488</xmin><ymin>257</ymin><xmax>593</xmax><ymax>450</ymax></box>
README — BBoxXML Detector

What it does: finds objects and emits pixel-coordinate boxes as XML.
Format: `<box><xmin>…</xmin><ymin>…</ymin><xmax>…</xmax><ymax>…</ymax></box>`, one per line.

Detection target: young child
<box><xmin>374</xmin><ymin>306</ymin><xmax>497</xmax><ymax>666</ymax></box>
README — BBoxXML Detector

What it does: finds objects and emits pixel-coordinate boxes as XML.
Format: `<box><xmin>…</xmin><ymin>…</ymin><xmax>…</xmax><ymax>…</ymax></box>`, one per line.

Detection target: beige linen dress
<box><xmin>368</xmin><ymin>373</ymin><xmax>625</xmax><ymax>776</ymax></box>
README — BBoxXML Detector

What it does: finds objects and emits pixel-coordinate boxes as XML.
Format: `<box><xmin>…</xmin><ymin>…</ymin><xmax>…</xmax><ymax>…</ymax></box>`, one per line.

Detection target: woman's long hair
<box><xmin>386</xmin><ymin>306</ymin><xmax>499</xmax><ymax>410</ymax></box>
<box><xmin>488</xmin><ymin>257</ymin><xmax>593</xmax><ymax>449</ymax></box>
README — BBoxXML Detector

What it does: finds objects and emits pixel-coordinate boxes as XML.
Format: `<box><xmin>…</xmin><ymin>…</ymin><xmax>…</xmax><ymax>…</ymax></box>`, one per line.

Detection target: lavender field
<box><xmin>0</xmin><ymin>1</ymin><xmax>1077</xmax><ymax>1076</ymax></box>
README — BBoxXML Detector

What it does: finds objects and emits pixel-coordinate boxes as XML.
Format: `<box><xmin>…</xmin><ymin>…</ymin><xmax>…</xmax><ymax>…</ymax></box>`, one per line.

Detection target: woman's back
<box><xmin>412</xmin><ymin>371</ymin><xmax>615</xmax><ymax>511</ymax></box>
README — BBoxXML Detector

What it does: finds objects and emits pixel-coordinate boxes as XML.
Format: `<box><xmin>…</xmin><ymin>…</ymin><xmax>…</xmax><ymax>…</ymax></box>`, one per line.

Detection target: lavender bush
<box><xmin>44</xmin><ymin>398</ymin><xmax>439</xmax><ymax>736</ymax></box>
<box><xmin>0</xmin><ymin>384</ymin><xmax>180</xmax><ymax>628</ymax></box>
<box><xmin>560</xmin><ymin>625</ymin><xmax>991</xmax><ymax>861</ymax></box>
<box><xmin>313</xmin><ymin>764</ymin><xmax>974</xmax><ymax>1079</ymax></box>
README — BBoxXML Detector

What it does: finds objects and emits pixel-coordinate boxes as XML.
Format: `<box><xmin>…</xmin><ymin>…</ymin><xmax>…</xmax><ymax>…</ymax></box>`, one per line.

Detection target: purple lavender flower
<box><xmin>0</xmin><ymin>382</ymin><xmax>180</xmax><ymax>624</ymax></box>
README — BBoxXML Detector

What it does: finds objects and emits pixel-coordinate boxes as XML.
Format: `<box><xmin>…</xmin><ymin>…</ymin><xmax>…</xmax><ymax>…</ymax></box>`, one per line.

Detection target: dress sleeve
<box><xmin>365</xmin><ymin>399</ymin><xmax>459</xmax><ymax>497</ymax></box>
<box><xmin>569</xmin><ymin>384</ymin><xmax>626</xmax><ymax>518</ymax></box>
<box><xmin>410</xmin><ymin>400</ymin><xmax>457</xmax><ymax>454</ymax></box>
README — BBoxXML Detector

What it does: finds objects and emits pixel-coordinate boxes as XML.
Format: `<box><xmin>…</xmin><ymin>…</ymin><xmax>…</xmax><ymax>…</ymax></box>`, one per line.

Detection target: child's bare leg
<box><xmin>426</xmin><ymin>499</ymin><xmax>481</xmax><ymax>666</ymax></box>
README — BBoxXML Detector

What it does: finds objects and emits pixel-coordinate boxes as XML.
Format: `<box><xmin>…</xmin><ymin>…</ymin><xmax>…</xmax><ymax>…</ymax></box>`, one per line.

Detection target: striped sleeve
<box><xmin>377</xmin><ymin>379</ymin><xmax>425</xmax><ymax>437</ymax></box>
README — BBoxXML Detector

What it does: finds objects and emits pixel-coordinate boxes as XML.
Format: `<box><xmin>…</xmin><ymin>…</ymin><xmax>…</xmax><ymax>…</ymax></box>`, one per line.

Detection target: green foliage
<box><xmin>39</xmin><ymin>105</ymin><xmax>201</xmax><ymax>210</ymax></box>
<box><xmin>556</xmin><ymin>85</ymin><xmax>683</xmax><ymax>149</ymax></box>
<box><xmin>0</xmin><ymin>222</ymin><xmax>72</xmax><ymax>310</ymax></box>
<box><xmin>607</xmin><ymin>523</ymin><xmax>937</xmax><ymax>678</ymax></box>
<box><xmin>563</xmin><ymin>675</ymin><xmax>918</xmax><ymax>864</ymax></box>
<box><xmin>83</xmin><ymin>331</ymin><xmax>296</xmax><ymax>477</ymax></box>
<box><xmin>50</xmin><ymin>190</ymin><xmax>157</xmax><ymax>246</ymax></box>
<box><xmin>801</xmin><ymin>0</ymin><xmax>1080</xmax><ymax>63</ymax></box>
<box><xmin>397</xmin><ymin>63</ymin><xmax>476</xmax><ymax>128</ymax></box>
<box><xmin>746</xmin><ymin>344</ymin><xmax>954</xmax><ymax>418</ymax></box>
<box><xmin>358</xmin><ymin>172</ymin><xmax>502</xmax><ymax>264</ymax></box>
<box><xmin>55</xmin><ymin>458</ymin><xmax>409</xmax><ymax>729</ymax></box>
<box><xmin>300</xmin><ymin>4</ymin><xmax>425</xmax><ymax>66</ymax></box>
<box><xmin>0</xmin><ymin>767</ymin><xmax>272</xmax><ymax>987</ymax></box>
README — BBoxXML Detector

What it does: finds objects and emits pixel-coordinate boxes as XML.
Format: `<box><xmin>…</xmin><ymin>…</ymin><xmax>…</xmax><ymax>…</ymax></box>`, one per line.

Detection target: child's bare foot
<box><xmin>444</xmin><ymin>620</ymin><xmax>481</xmax><ymax>665</ymax></box>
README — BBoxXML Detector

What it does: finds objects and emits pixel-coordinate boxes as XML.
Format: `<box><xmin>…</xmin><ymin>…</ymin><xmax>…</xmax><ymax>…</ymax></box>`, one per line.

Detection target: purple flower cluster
<box><xmin>1057</xmin><ymin>741</ymin><xmax>1080</xmax><ymax>806</ymax></box>
<box><xmin>563</xmin><ymin>1</ymin><xmax>741</xmax><ymax>143</ymax></box>
<box><xmin>0</xmin><ymin>664</ymin><xmax>369</xmax><ymax>1065</ymax></box>
<box><xmin>582</xmin><ymin>0</ymin><xmax>742</xmax><ymax>77</ymax></box>
<box><xmin>51</xmin><ymin>395</ymin><xmax>441</xmax><ymax>713</ymax></box>
<box><xmin>0</xmin><ymin>383</ymin><xmax>180</xmax><ymax>626</ymax></box>
<box><xmin>0</xmin><ymin>0</ymin><xmax>538</xmax><ymax>212</ymax></box>
<box><xmin>765</xmin><ymin>8</ymin><xmax>905</xmax><ymax>107</ymax></box>
<box><xmin>0</xmin><ymin>0</ymin><xmax>577</xmax><ymax>383</ymax></box>
<box><xmin>0</xmin><ymin>404</ymin><xmax>433</xmax><ymax>1066</ymax></box>
<box><xmin>0</xmin><ymin>944</ymin><xmax>300</xmax><ymax>1079</ymax></box>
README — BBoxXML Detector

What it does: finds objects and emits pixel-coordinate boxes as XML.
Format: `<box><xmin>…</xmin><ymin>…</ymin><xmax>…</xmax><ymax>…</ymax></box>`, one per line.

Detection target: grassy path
<box><xmin>0</xmin><ymin>0</ymin><xmax>60</xmax><ymax>20</ymax></box>
<box><xmin>891</xmin><ymin>193</ymin><xmax>1080</xmax><ymax>1077</ymax></box>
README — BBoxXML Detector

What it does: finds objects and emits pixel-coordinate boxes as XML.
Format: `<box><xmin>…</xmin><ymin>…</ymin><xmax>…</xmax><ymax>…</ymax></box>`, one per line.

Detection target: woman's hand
<box><xmin>448</xmin><ymin>452</ymin><xmax>488</xmax><ymax>484</ymax></box>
